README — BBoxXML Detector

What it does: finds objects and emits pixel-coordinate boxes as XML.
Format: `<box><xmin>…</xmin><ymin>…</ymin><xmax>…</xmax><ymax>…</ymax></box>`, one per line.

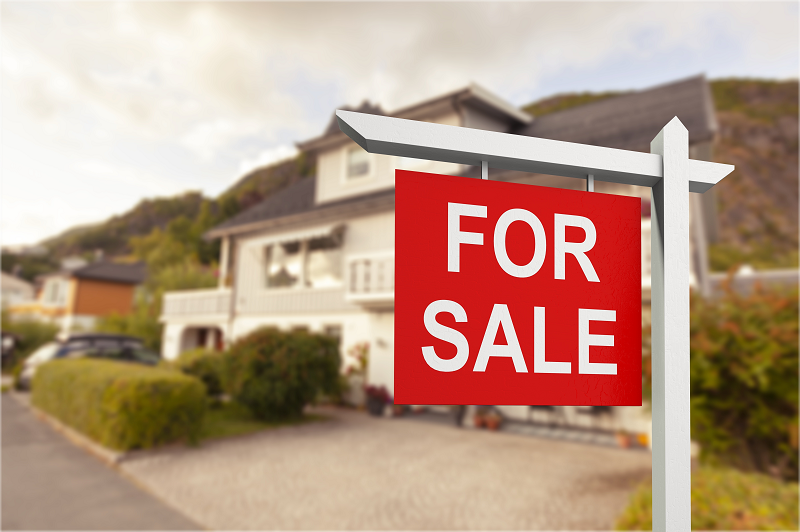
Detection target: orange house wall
<box><xmin>69</xmin><ymin>279</ymin><xmax>136</xmax><ymax>316</ymax></box>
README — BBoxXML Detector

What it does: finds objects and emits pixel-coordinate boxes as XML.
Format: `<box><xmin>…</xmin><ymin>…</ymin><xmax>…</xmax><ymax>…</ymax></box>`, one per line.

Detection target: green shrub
<box><xmin>691</xmin><ymin>284</ymin><xmax>798</xmax><ymax>480</ymax></box>
<box><xmin>615</xmin><ymin>468</ymin><xmax>799</xmax><ymax>530</ymax></box>
<box><xmin>32</xmin><ymin>359</ymin><xmax>206</xmax><ymax>450</ymax></box>
<box><xmin>172</xmin><ymin>348</ymin><xmax>224</xmax><ymax>396</ymax></box>
<box><xmin>223</xmin><ymin>327</ymin><xmax>340</xmax><ymax>421</ymax></box>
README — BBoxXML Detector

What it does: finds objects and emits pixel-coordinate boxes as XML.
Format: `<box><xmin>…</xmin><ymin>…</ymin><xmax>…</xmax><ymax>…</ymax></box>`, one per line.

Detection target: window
<box><xmin>265</xmin><ymin>241</ymin><xmax>303</xmax><ymax>288</ymax></box>
<box><xmin>264</xmin><ymin>229</ymin><xmax>344</xmax><ymax>290</ymax></box>
<box><xmin>306</xmin><ymin>234</ymin><xmax>343</xmax><ymax>288</ymax></box>
<box><xmin>346</xmin><ymin>147</ymin><xmax>370</xmax><ymax>180</ymax></box>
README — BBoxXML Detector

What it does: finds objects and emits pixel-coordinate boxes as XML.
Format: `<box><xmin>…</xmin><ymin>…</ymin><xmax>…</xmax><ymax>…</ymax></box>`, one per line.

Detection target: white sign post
<box><xmin>337</xmin><ymin>110</ymin><xmax>733</xmax><ymax>531</ymax></box>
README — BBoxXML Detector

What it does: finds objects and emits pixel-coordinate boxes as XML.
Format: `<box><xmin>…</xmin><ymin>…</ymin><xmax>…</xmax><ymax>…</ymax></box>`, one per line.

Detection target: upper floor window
<box><xmin>346</xmin><ymin>147</ymin><xmax>370</xmax><ymax>180</ymax></box>
<box><xmin>265</xmin><ymin>242</ymin><xmax>302</xmax><ymax>288</ymax></box>
<box><xmin>264</xmin><ymin>228</ymin><xmax>344</xmax><ymax>289</ymax></box>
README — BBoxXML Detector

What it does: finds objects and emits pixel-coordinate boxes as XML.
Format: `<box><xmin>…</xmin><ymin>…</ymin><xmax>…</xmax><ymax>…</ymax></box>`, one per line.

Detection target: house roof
<box><xmin>71</xmin><ymin>262</ymin><xmax>147</xmax><ymax>285</ymax></box>
<box><xmin>210</xmin><ymin>75</ymin><xmax>717</xmax><ymax>238</ymax></box>
<box><xmin>298</xmin><ymin>83</ymin><xmax>532</xmax><ymax>153</ymax></box>
<box><xmin>0</xmin><ymin>271</ymin><xmax>34</xmax><ymax>293</ymax></box>
<box><xmin>515</xmin><ymin>75</ymin><xmax>716</xmax><ymax>151</ymax></box>
<box><xmin>206</xmin><ymin>177</ymin><xmax>395</xmax><ymax>239</ymax></box>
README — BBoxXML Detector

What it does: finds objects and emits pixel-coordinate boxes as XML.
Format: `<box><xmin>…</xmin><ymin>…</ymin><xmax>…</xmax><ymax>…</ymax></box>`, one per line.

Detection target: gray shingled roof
<box><xmin>515</xmin><ymin>75</ymin><xmax>716</xmax><ymax>151</ymax></box>
<box><xmin>209</xmin><ymin>75</ymin><xmax>716</xmax><ymax>237</ymax></box>
<box><xmin>208</xmin><ymin>177</ymin><xmax>395</xmax><ymax>238</ymax></box>
<box><xmin>71</xmin><ymin>262</ymin><xmax>146</xmax><ymax>284</ymax></box>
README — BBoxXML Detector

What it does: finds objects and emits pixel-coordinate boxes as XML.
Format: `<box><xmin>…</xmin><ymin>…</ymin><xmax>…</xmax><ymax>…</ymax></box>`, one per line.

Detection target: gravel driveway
<box><xmin>121</xmin><ymin>406</ymin><xmax>651</xmax><ymax>530</ymax></box>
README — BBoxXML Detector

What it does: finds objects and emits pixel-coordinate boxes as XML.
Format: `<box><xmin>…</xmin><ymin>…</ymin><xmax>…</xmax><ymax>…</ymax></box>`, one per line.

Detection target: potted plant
<box><xmin>365</xmin><ymin>385</ymin><xmax>389</xmax><ymax>417</ymax></box>
<box><xmin>474</xmin><ymin>405</ymin><xmax>490</xmax><ymax>428</ymax></box>
<box><xmin>615</xmin><ymin>429</ymin><xmax>632</xmax><ymax>448</ymax></box>
<box><xmin>485</xmin><ymin>410</ymin><xmax>503</xmax><ymax>431</ymax></box>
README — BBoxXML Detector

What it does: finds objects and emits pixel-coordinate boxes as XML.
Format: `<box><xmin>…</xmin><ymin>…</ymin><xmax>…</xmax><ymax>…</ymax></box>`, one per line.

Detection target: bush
<box><xmin>615</xmin><ymin>468</ymin><xmax>799</xmax><ymax>530</ymax></box>
<box><xmin>690</xmin><ymin>284</ymin><xmax>798</xmax><ymax>480</ymax></box>
<box><xmin>32</xmin><ymin>359</ymin><xmax>206</xmax><ymax>450</ymax></box>
<box><xmin>223</xmin><ymin>327</ymin><xmax>340</xmax><ymax>421</ymax></box>
<box><xmin>172</xmin><ymin>348</ymin><xmax>224</xmax><ymax>396</ymax></box>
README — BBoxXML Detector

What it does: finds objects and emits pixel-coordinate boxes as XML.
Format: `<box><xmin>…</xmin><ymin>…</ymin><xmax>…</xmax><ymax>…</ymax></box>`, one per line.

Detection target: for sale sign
<box><xmin>395</xmin><ymin>170</ymin><xmax>642</xmax><ymax>406</ymax></box>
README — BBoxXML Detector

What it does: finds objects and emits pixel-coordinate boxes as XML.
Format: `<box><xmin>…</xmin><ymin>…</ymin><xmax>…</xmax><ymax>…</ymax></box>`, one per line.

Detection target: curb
<box><xmin>8</xmin><ymin>391</ymin><xmax>127</xmax><ymax>466</ymax></box>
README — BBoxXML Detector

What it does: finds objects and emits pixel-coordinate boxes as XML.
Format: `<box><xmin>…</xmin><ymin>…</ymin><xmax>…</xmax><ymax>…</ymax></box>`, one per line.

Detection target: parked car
<box><xmin>17</xmin><ymin>333</ymin><xmax>160</xmax><ymax>390</ymax></box>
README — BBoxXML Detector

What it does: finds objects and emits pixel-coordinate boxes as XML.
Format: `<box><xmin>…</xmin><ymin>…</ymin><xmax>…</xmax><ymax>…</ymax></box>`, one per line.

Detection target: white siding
<box><xmin>315</xmin><ymin>112</ymin><xmax>465</xmax><ymax>205</ymax></box>
<box><xmin>233</xmin><ymin>211</ymin><xmax>395</xmax><ymax>316</ymax></box>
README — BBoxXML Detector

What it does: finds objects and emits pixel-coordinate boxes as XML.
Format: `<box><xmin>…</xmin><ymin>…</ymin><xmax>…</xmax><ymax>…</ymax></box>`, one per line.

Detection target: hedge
<box><xmin>171</xmin><ymin>347</ymin><xmax>224</xmax><ymax>396</ymax></box>
<box><xmin>223</xmin><ymin>327</ymin><xmax>340</xmax><ymax>421</ymax></box>
<box><xmin>32</xmin><ymin>359</ymin><xmax>206</xmax><ymax>450</ymax></box>
<box><xmin>690</xmin><ymin>284</ymin><xmax>798</xmax><ymax>481</ymax></box>
<box><xmin>615</xmin><ymin>468</ymin><xmax>799</xmax><ymax>530</ymax></box>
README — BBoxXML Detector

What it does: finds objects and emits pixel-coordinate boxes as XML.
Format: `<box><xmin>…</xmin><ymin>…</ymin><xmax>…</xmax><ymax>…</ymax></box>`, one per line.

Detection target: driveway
<box><xmin>121</xmin><ymin>407</ymin><xmax>651</xmax><ymax>530</ymax></box>
<box><xmin>1</xmin><ymin>395</ymin><xmax>199</xmax><ymax>530</ymax></box>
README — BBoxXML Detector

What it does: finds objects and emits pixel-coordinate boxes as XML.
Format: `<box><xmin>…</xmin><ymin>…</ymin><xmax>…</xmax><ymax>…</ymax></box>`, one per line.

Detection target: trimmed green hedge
<box><xmin>32</xmin><ymin>359</ymin><xmax>206</xmax><ymax>450</ymax></box>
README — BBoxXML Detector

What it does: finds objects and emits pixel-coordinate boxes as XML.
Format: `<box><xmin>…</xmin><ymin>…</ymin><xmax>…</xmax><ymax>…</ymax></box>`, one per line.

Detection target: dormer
<box><xmin>298</xmin><ymin>83</ymin><xmax>532</xmax><ymax>206</ymax></box>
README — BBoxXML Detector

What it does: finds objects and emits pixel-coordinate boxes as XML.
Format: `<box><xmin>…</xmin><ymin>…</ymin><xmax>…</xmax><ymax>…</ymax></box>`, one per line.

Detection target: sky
<box><xmin>1</xmin><ymin>1</ymin><xmax>798</xmax><ymax>248</ymax></box>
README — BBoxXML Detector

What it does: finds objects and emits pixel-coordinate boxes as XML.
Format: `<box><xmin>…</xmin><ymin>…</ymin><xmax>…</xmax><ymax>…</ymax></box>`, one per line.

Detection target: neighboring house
<box><xmin>160</xmin><ymin>75</ymin><xmax>721</xmax><ymax>431</ymax></box>
<box><xmin>1</xmin><ymin>271</ymin><xmax>36</xmax><ymax>308</ymax></box>
<box><xmin>8</xmin><ymin>262</ymin><xmax>146</xmax><ymax>332</ymax></box>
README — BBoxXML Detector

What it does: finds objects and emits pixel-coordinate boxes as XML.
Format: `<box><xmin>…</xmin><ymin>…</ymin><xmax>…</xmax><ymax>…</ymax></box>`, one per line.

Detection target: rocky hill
<box><xmin>708</xmin><ymin>79</ymin><xmax>798</xmax><ymax>270</ymax></box>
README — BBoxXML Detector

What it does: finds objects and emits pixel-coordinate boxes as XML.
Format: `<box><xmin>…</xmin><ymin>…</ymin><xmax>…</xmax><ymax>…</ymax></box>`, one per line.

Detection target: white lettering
<box><xmin>578</xmin><ymin>308</ymin><xmax>616</xmax><ymax>375</ymax></box>
<box><xmin>494</xmin><ymin>209</ymin><xmax>546</xmax><ymax>278</ymax></box>
<box><xmin>554</xmin><ymin>214</ymin><xmax>599</xmax><ymax>282</ymax></box>
<box><xmin>473</xmin><ymin>304</ymin><xmax>528</xmax><ymax>373</ymax></box>
<box><xmin>448</xmin><ymin>203</ymin><xmax>487</xmax><ymax>272</ymax></box>
<box><xmin>533</xmin><ymin>306</ymin><xmax>571</xmax><ymax>374</ymax></box>
<box><xmin>422</xmin><ymin>300</ymin><xmax>470</xmax><ymax>372</ymax></box>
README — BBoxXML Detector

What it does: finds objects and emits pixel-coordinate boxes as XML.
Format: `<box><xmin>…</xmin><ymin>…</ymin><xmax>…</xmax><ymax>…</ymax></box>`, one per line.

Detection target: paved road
<box><xmin>1</xmin><ymin>395</ymin><xmax>199</xmax><ymax>530</ymax></box>
<box><xmin>122</xmin><ymin>406</ymin><xmax>651</xmax><ymax>530</ymax></box>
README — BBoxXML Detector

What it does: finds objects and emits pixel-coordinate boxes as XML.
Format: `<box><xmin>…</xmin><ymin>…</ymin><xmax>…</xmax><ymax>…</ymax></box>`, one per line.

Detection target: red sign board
<box><xmin>394</xmin><ymin>170</ymin><xmax>642</xmax><ymax>406</ymax></box>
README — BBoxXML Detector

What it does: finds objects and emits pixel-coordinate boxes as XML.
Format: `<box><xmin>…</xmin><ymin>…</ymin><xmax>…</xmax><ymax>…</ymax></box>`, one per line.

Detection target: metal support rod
<box><xmin>481</xmin><ymin>160</ymin><xmax>488</xmax><ymax>180</ymax></box>
<box><xmin>650</xmin><ymin>118</ymin><xmax>691</xmax><ymax>532</ymax></box>
<box><xmin>586</xmin><ymin>174</ymin><xmax>594</xmax><ymax>192</ymax></box>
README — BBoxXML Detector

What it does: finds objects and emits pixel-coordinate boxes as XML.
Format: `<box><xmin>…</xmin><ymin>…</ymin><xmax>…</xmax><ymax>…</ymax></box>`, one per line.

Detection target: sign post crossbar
<box><xmin>337</xmin><ymin>110</ymin><xmax>733</xmax><ymax>532</ymax></box>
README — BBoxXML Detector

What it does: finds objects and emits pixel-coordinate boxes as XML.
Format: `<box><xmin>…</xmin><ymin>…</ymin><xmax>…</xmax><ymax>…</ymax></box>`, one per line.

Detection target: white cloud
<box><xmin>1</xmin><ymin>1</ymin><xmax>796</xmax><ymax>246</ymax></box>
<box><xmin>238</xmin><ymin>144</ymin><xmax>300</xmax><ymax>178</ymax></box>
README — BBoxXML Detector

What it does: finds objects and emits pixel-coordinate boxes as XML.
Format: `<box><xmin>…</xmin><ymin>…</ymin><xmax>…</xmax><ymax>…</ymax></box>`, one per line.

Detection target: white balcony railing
<box><xmin>162</xmin><ymin>288</ymin><xmax>232</xmax><ymax>318</ymax></box>
<box><xmin>345</xmin><ymin>252</ymin><xmax>394</xmax><ymax>308</ymax></box>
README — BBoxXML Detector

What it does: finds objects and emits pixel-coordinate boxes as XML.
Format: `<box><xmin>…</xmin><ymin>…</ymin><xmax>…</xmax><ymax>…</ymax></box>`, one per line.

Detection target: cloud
<box><xmin>1</xmin><ymin>1</ymin><xmax>796</xmax><ymax>246</ymax></box>
<box><xmin>237</xmin><ymin>144</ymin><xmax>300</xmax><ymax>178</ymax></box>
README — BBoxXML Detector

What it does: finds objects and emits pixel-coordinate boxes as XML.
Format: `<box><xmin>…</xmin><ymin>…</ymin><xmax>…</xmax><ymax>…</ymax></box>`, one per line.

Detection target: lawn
<box><xmin>199</xmin><ymin>400</ymin><xmax>326</xmax><ymax>442</ymax></box>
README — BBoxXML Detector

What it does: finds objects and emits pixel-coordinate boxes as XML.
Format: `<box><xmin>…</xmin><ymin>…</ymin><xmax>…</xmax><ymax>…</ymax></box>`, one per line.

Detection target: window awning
<box><xmin>257</xmin><ymin>224</ymin><xmax>345</xmax><ymax>247</ymax></box>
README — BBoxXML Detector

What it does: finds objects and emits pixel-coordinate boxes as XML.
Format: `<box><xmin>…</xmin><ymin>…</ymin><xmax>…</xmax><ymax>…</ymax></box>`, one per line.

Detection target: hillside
<box><xmin>3</xmin><ymin>78</ymin><xmax>796</xmax><ymax>281</ymax></box>
<box><xmin>708</xmin><ymin>79</ymin><xmax>798</xmax><ymax>270</ymax></box>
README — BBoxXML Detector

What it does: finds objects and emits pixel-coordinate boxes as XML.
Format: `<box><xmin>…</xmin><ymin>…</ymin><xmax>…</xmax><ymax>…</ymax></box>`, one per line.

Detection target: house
<box><xmin>160</xmin><ymin>75</ymin><xmax>720</xmax><ymax>430</ymax></box>
<box><xmin>1</xmin><ymin>271</ymin><xmax>36</xmax><ymax>309</ymax></box>
<box><xmin>8</xmin><ymin>261</ymin><xmax>146</xmax><ymax>332</ymax></box>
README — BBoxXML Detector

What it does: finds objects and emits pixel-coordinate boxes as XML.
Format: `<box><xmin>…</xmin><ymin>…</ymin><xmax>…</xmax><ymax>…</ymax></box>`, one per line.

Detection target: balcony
<box><xmin>162</xmin><ymin>288</ymin><xmax>231</xmax><ymax>319</ymax></box>
<box><xmin>345</xmin><ymin>252</ymin><xmax>394</xmax><ymax>309</ymax></box>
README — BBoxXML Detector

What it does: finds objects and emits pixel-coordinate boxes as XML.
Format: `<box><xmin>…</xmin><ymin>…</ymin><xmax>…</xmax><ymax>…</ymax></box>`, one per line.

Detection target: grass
<box><xmin>616</xmin><ymin>467</ymin><xmax>799</xmax><ymax>530</ymax></box>
<box><xmin>198</xmin><ymin>400</ymin><xmax>325</xmax><ymax>442</ymax></box>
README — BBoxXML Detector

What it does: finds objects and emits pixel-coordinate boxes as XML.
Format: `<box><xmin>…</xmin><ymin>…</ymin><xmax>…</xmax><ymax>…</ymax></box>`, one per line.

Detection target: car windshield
<box><xmin>26</xmin><ymin>343</ymin><xmax>60</xmax><ymax>365</ymax></box>
<box><xmin>130</xmin><ymin>348</ymin><xmax>160</xmax><ymax>365</ymax></box>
